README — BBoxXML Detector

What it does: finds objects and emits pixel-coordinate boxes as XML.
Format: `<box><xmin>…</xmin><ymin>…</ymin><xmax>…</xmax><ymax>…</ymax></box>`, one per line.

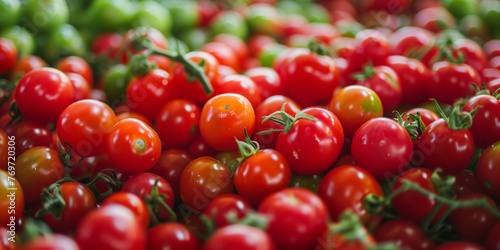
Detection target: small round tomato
<box><xmin>452</xmin><ymin>39</ymin><xmax>488</xmax><ymax>72</ymax></box>
<box><xmin>200</xmin><ymin>94</ymin><xmax>255</xmax><ymax>151</ymax></box>
<box><xmin>15</xmin><ymin>147</ymin><xmax>64</xmax><ymax>202</ymax></box>
<box><xmin>10</xmin><ymin>120</ymin><xmax>52</xmax><ymax>157</ymax></box>
<box><xmin>212</xmin><ymin>34</ymin><xmax>249</xmax><ymax>63</ymax></box>
<box><xmin>347</xmin><ymin>29</ymin><xmax>390</xmax><ymax>74</ymax></box>
<box><xmin>179</xmin><ymin>156</ymin><xmax>233</xmax><ymax>213</ymax></box>
<box><xmin>202</xmin><ymin>194</ymin><xmax>253</xmax><ymax>228</ymax></box>
<box><xmin>102</xmin><ymin>192</ymin><xmax>149</xmax><ymax>229</ymax></box>
<box><xmin>42</xmin><ymin>182</ymin><xmax>97</xmax><ymax>232</ymax></box>
<box><xmin>57</xmin><ymin>99</ymin><xmax>117</xmax><ymax>157</ymax></box>
<box><xmin>119</xmin><ymin>27</ymin><xmax>168</xmax><ymax>64</ymax></box>
<box><xmin>9</xmin><ymin>55</ymin><xmax>46</xmax><ymax>80</ymax></box>
<box><xmin>476</xmin><ymin>142</ymin><xmax>500</xmax><ymax>199</ymax></box>
<box><xmin>373</xmin><ymin>219</ymin><xmax>435</xmax><ymax>250</ymax></box>
<box><xmin>15</xmin><ymin>67</ymin><xmax>74</xmax><ymax>123</ymax></box>
<box><xmin>403</xmin><ymin>108</ymin><xmax>440</xmax><ymax>127</ymax></box>
<box><xmin>0</xmin><ymin>38</ymin><xmax>17</xmax><ymax>76</ymax></box>
<box><xmin>188</xmin><ymin>136</ymin><xmax>218</xmax><ymax>158</ymax></box>
<box><xmin>355</xmin><ymin>65</ymin><xmax>402</xmax><ymax>114</ymax></box>
<box><xmin>76</xmin><ymin>205</ymin><xmax>146</xmax><ymax>250</ymax></box>
<box><xmin>67</xmin><ymin>73</ymin><xmax>91</xmax><ymax>102</ymax></box>
<box><xmin>204</xmin><ymin>224</ymin><xmax>276</xmax><ymax>250</ymax></box>
<box><xmin>0</xmin><ymin>170</ymin><xmax>24</xmax><ymax>227</ymax></box>
<box><xmin>452</xmin><ymin>170</ymin><xmax>483</xmax><ymax>197</ymax></box>
<box><xmin>148</xmin><ymin>223</ymin><xmax>200</xmax><ymax>250</ymax></box>
<box><xmin>318</xmin><ymin>165</ymin><xmax>383</xmax><ymax>228</ymax></box>
<box><xmin>201</xmin><ymin>42</ymin><xmax>240</xmax><ymax>72</ymax></box>
<box><xmin>214</xmin><ymin>74</ymin><xmax>262</xmax><ymax>108</ymax></box>
<box><xmin>386</xmin><ymin>55</ymin><xmax>432</xmax><ymax>105</ymax></box>
<box><xmin>106</xmin><ymin>118</ymin><xmax>161</xmax><ymax>175</ymax></box>
<box><xmin>485</xmin><ymin>221</ymin><xmax>500</xmax><ymax>250</ymax></box>
<box><xmin>258</xmin><ymin>188</ymin><xmax>328</xmax><ymax>250</ymax></box>
<box><xmin>413</xmin><ymin>7</ymin><xmax>456</xmax><ymax>33</ymax></box>
<box><xmin>235</xmin><ymin>149</ymin><xmax>291</xmax><ymax>205</ymax></box>
<box><xmin>244</xmin><ymin>67</ymin><xmax>283</xmax><ymax>100</ymax></box>
<box><xmin>91</xmin><ymin>32</ymin><xmax>123</xmax><ymax>60</ymax></box>
<box><xmin>155</xmin><ymin>99</ymin><xmax>201</xmax><ymax>149</ymax></box>
<box><xmin>56</xmin><ymin>56</ymin><xmax>94</xmax><ymax>87</ymax></box>
<box><xmin>463</xmin><ymin>93</ymin><xmax>500</xmax><ymax>149</ymax></box>
<box><xmin>328</xmin><ymin>85</ymin><xmax>383</xmax><ymax>138</ymax></box>
<box><xmin>23</xmin><ymin>234</ymin><xmax>80</xmax><ymax>250</ymax></box>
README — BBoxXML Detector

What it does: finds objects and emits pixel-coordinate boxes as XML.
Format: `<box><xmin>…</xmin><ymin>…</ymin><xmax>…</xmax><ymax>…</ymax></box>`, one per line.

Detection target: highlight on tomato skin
<box><xmin>2</xmin><ymin>0</ymin><xmax>500</xmax><ymax>248</ymax></box>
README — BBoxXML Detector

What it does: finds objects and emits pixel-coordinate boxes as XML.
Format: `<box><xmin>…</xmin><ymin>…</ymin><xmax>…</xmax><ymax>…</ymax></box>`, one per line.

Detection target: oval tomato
<box><xmin>202</xmin><ymin>194</ymin><xmax>253</xmax><ymax>228</ymax></box>
<box><xmin>148</xmin><ymin>223</ymin><xmax>200</xmax><ymax>250</ymax></box>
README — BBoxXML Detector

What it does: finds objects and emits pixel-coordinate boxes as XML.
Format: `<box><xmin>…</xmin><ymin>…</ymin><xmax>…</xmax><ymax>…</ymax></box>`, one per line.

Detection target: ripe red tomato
<box><xmin>9</xmin><ymin>55</ymin><xmax>46</xmax><ymax>80</ymax></box>
<box><xmin>102</xmin><ymin>192</ymin><xmax>150</xmax><ymax>229</ymax></box>
<box><xmin>318</xmin><ymin>165</ymin><xmax>383</xmax><ymax>228</ymax></box>
<box><xmin>202</xmin><ymin>194</ymin><xmax>253</xmax><ymax>228</ymax></box>
<box><xmin>373</xmin><ymin>219</ymin><xmax>435</xmax><ymax>250</ymax></box>
<box><xmin>56</xmin><ymin>56</ymin><xmax>94</xmax><ymax>87</ymax></box>
<box><xmin>413</xmin><ymin>7</ymin><xmax>456</xmax><ymax>33</ymax></box>
<box><xmin>23</xmin><ymin>234</ymin><xmax>80</xmax><ymax>250</ymax></box>
<box><xmin>127</xmin><ymin>68</ymin><xmax>174</xmax><ymax>121</ymax></box>
<box><xmin>452</xmin><ymin>39</ymin><xmax>488</xmax><ymax>72</ymax></box>
<box><xmin>119</xmin><ymin>27</ymin><xmax>168</xmax><ymax>64</ymax></box>
<box><xmin>15</xmin><ymin>146</ymin><xmax>65</xmax><ymax>202</ymax></box>
<box><xmin>328</xmin><ymin>85</ymin><xmax>383</xmax><ymax>138</ymax></box>
<box><xmin>203</xmin><ymin>224</ymin><xmax>276</xmax><ymax>250</ymax></box>
<box><xmin>66</xmin><ymin>73</ymin><xmax>91</xmax><ymax>102</ymax></box>
<box><xmin>76</xmin><ymin>205</ymin><xmax>146</xmax><ymax>250</ymax></box>
<box><xmin>201</xmin><ymin>42</ymin><xmax>240</xmax><ymax>72</ymax></box>
<box><xmin>244</xmin><ymin>67</ymin><xmax>283</xmax><ymax>100</ymax></box>
<box><xmin>234</xmin><ymin>149</ymin><xmax>291</xmax><ymax>205</ymax></box>
<box><xmin>200</xmin><ymin>93</ymin><xmax>255</xmax><ymax>151</ymax></box>
<box><xmin>148</xmin><ymin>223</ymin><xmax>200</xmax><ymax>250</ymax></box>
<box><xmin>258</xmin><ymin>188</ymin><xmax>329</xmax><ymax>250</ymax></box>
<box><xmin>452</xmin><ymin>170</ymin><xmax>483</xmax><ymax>197</ymax></box>
<box><xmin>57</xmin><ymin>99</ymin><xmax>117</xmax><ymax>157</ymax></box>
<box><xmin>351</xmin><ymin>117</ymin><xmax>413</xmax><ymax>180</ymax></box>
<box><xmin>476</xmin><ymin>142</ymin><xmax>500</xmax><ymax>199</ymax></box>
<box><xmin>347</xmin><ymin>29</ymin><xmax>390</xmax><ymax>74</ymax></box>
<box><xmin>212</xmin><ymin>34</ymin><xmax>249</xmax><ymax>63</ymax></box>
<box><xmin>355</xmin><ymin>65</ymin><xmax>402</xmax><ymax>114</ymax></box>
<box><xmin>91</xmin><ymin>32</ymin><xmax>123</xmax><ymax>60</ymax></box>
<box><xmin>15</xmin><ymin>67</ymin><xmax>74</xmax><ymax>123</ymax></box>
<box><xmin>403</xmin><ymin>108</ymin><xmax>440</xmax><ymax>127</ymax></box>
<box><xmin>386</xmin><ymin>55</ymin><xmax>431</xmax><ymax>105</ymax></box>
<box><xmin>42</xmin><ymin>182</ymin><xmax>97</xmax><ymax>232</ymax></box>
<box><xmin>116</xmin><ymin>112</ymin><xmax>152</xmax><ymax>127</ymax></box>
<box><xmin>179</xmin><ymin>156</ymin><xmax>233</xmax><ymax>213</ymax></box>
<box><xmin>9</xmin><ymin>120</ymin><xmax>52</xmax><ymax>157</ymax></box>
<box><xmin>214</xmin><ymin>74</ymin><xmax>262</xmax><ymax>108</ymax></box>
<box><xmin>485</xmin><ymin>221</ymin><xmax>500</xmax><ymax>250</ymax></box>
<box><xmin>433</xmin><ymin>241</ymin><xmax>484</xmax><ymax>250</ymax></box>
<box><xmin>0</xmin><ymin>170</ymin><xmax>24</xmax><ymax>227</ymax></box>
<box><xmin>463</xmin><ymin>93</ymin><xmax>500</xmax><ymax>149</ymax></box>
<box><xmin>0</xmin><ymin>38</ymin><xmax>17</xmax><ymax>76</ymax></box>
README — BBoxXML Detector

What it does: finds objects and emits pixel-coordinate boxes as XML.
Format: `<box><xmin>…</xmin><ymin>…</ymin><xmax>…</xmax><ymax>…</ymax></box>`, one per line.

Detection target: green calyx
<box><xmin>231</xmin><ymin>128</ymin><xmax>259</xmax><ymax>176</ymax></box>
<box><xmin>145</xmin><ymin>178</ymin><xmax>177</xmax><ymax>225</ymax></box>
<box><xmin>307</xmin><ymin>39</ymin><xmax>330</xmax><ymax>56</ymax></box>
<box><xmin>431</xmin><ymin>98</ymin><xmax>477</xmax><ymax>130</ymax></box>
<box><xmin>258</xmin><ymin>103</ymin><xmax>317</xmax><ymax>135</ymax></box>
<box><xmin>128</xmin><ymin>53</ymin><xmax>157</xmax><ymax>77</ymax></box>
<box><xmin>393</xmin><ymin>110</ymin><xmax>426</xmax><ymax>140</ymax></box>
<box><xmin>352</xmin><ymin>63</ymin><xmax>377</xmax><ymax>81</ymax></box>
<box><xmin>35</xmin><ymin>185</ymin><xmax>66</xmax><ymax>219</ymax></box>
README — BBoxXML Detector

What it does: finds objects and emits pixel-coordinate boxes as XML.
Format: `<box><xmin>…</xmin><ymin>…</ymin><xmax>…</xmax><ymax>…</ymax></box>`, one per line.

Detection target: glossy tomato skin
<box><xmin>452</xmin><ymin>170</ymin><xmax>483</xmax><ymax>197</ymax></box>
<box><xmin>155</xmin><ymin>99</ymin><xmax>201</xmax><ymax>149</ymax></box>
<box><xmin>91</xmin><ymin>32</ymin><xmax>123</xmax><ymax>60</ymax></box>
<box><xmin>0</xmin><ymin>38</ymin><xmax>17</xmax><ymax>76</ymax></box>
<box><xmin>453</xmin><ymin>39</ymin><xmax>488</xmax><ymax>72</ymax></box>
<box><xmin>203</xmin><ymin>224</ymin><xmax>276</xmax><ymax>250</ymax></box>
<box><xmin>15</xmin><ymin>147</ymin><xmax>65</xmax><ymax>202</ymax></box>
<box><xmin>57</xmin><ymin>99</ymin><xmax>117</xmax><ymax>157</ymax></box>
<box><xmin>463</xmin><ymin>94</ymin><xmax>500</xmax><ymax>149</ymax></box>
<box><xmin>179</xmin><ymin>156</ymin><xmax>233</xmax><ymax>213</ymax></box>
<box><xmin>76</xmin><ymin>205</ymin><xmax>146</xmax><ymax>250</ymax></box>
<box><xmin>252</xmin><ymin>95</ymin><xmax>301</xmax><ymax>149</ymax></box>
<box><xmin>149</xmin><ymin>149</ymin><xmax>194</xmax><ymax>203</ymax></box>
<box><xmin>235</xmin><ymin>149</ymin><xmax>291</xmax><ymax>206</ymax></box>
<box><xmin>356</xmin><ymin>66</ymin><xmax>402</xmax><ymax>113</ymax></box>
<box><xmin>328</xmin><ymin>85</ymin><xmax>383</xmax><ymax>139</ymax></box>
<box><xmin>403</xmin><ymin>108</ymin><xmax>440</xmax><ymax>127</ymax></box>
<box><xmin>15</xmin><ymin>68</ymin><xmax>74</xmax><ymax>123</ymax></box>
<box><xmin>427</xmin><ymin>61</ymin><xmax>481</xmax><ymax>105</ymax></box>
<box><xmin>56</xmin><ymin>56</ymin><xmax>94</xmax><ymax>87</ymax></box>
<box><xmin>348</xmin><ymin>29</ymin><xmax>391</xmax><ymax>74</ymax></box>
<box><xmin>244</xmin><ymin>67</ymin><xmax>283</xmax><ymax>100</ymax></box>
<box><xmin>102</xmin><ymin>192</ymin><xmax>150</xmax><ymax>229</ymax></box>
<box><xmin>200</xmin><ymin>93</ymin><xmax>255</xmax><ymax>151</ymax></box>
<box><xmin>415</xmin><ymin>119</ymin><xmax>475</xmax><ymax>175</ymax></box>
<box><xmin>127</xmin><ymin>68</ymin><xmax>174</xmax><ymax>121</ymax></box>
<box><xmin>485</xmin><ymin>221</ymin><xmax>500</xmax><ymax>250</ymax></box>
<box><xmin>318</xmin><ymin>165</ymin><xmax>383</xmax><ymax>228</ymax></box>
<box><xmin>373</xmin><ymin>219</ymin><xmax>435</xmax><ymax>250</ymax></box>
<box><xmin>386</xmin><ymin>55</ymin><xmax>431</xmax><ymax>105</ymax></box>
<box><xmin>214</xmin><ymin>74</ymin><xmax>262</xmax><ymax>108</ymax></box>
<box><xmin>276</xmin><ymin>107</ymin><xmax>344</xmax><ymax>175</ymax></box>
<box><xmin>476</xmin><ymin>142</ymin><xmax>500</xmax><ymax>199</ymax></box>
<box><xmin>201</xmin><ymin>42</ymin><xmax>240</xmax><ymax>72</ymax></box>
<box><xmin>279</xmin><ymin>49</ymin><xmax>339</xmax><ymax>107</ymax></box>
<box><xmin>23</xmin><ymin>234</ymin><xmax>80</xmax><ymax>250</ymax></box>
<box><xmin>67</xmin><ymin>73</ymin><xmax>91</xmax><ymax>102</ymax></box>
<box><xmin>449</xmin><ymin>193</ymin><xmax>499</xmax><ymax>245</ymax></box>
<box><xmin>392</xmin><ymin>167</ymin><xmax>447</xmax><ymax>224</ymax></box>
<box><xmin>351</xmin><ymin>117</ymin><xmax>413</xmax><ymax>180</ymax></box>
<box><xmin>106</xmin><ymin>118</ymin><xmax>161</xmax><ymax>175</ymax></box>
<box><xmin>10</xmin><ymin>120</ymin><xmax>52</xmax><ymax>157</ymax></box>
<box><xmin>43</xmin><ymin>182</ymin><xmax>97</xmax><ymax>232</ymax></box>
<box><xmin>148</xmin><ymin>223</ymin><xmax>200</xmax><ymax>250</ymax></box>
<box><xmin>0</xmin><ymin>170</ymin><xmax>24</xmax><ymax>227</ymax></box>
<box><xmin>258</xmin><ymin>188</ymin><xmax>328</xmax><ymax>250</ymax></box>
<box><xmin>9</xmin><ymin>55</ymin><xmax>46</xmax><ymax>80</ymax></box>
<box><xmin>202</xmin><ymin>194</ymin><xmax>253</xmax><ymax>228</ymax></box>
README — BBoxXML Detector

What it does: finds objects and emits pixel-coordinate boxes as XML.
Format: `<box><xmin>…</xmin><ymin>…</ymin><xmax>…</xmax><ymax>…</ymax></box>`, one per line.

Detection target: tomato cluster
<box><xmin>1</xmin><ymin>0</ymin><xmax>500</xmax><ymax>249</ymax></box>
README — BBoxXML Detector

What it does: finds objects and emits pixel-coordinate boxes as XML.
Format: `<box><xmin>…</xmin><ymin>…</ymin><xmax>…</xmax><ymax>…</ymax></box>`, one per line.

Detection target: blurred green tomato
<box><xmin>210</xmin><ymin>10</ymin><xmax>249</xmax><ymax>41</ymax></box>
<box><xmin>0</xmin><ymin>0</ymin><xmax>21</xmax><ymax>29</ymax></box>
<box><xmin>21</xmin><ymin>0</ymin><xmax>68</xmax><ymax>33</ymax></box>
<box><xmin>304</xmin><ymin>3</ymin><xmax>330</xmax><ymax>23</ymax></box>
<box><xmin>443</xmin><ymin>0</ymin><xmax>478</xmax><ymax>19</ymax></box>
<box><xmin>103</xmin><ymin>64</ymin><xmax>132</xmax><ymax>105</ymax></box>
<box><xmin>39</xmin><ymin>24</ymin><xmax>86</xmax><ymax>63</ymax></box>
<box><xmin>163</xmin><ymin>0</ymin><xmax>199</xmax><ymax>35</ymax></box>
<box><xmin>245</xmin><ymin>3</ymin><xmax>281</xmax><ymax>35</ymax></box>
<box><xmin>179</xmin><ymin>28</ymin><xmax>209</xmax><ymax>51</ymax></box>
<box><xmin>134</xmin><ymin>1</ymin><xmax>172</xmax><ymax>36</ymax></box>
<box><xmin>86</xmin><ymin>0</ymin><xmax>136</xmax><ymax>31</ymax></box>
<box><xmin>276</xmin><ymin>0</ymin><xmax>304</xmax><ymax>16</ymax></box>
<box><xmin>1</xmin><ymin>26</ymin><xmax>34</xmax><ymax>57</ymax></box>
<box><xmin>259</xmin><ymin>43</ymin><xmax>286</xmax><ymax>68</ymax></box>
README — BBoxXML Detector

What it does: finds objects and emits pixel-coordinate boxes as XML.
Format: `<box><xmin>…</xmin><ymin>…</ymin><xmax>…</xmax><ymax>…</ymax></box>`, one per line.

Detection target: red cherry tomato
<box><xmin>244</xmin><ymin>67</ymin><xmax>284</xmax><ymax>100</ymax></box>
<box><xmin>56</xmin><ymin>56</ymin><xmax>94</xmax><ymax>87</ymax></box>
<box><xmin>201</xmin><ymin>42</ymin><xmax>240</xmax><ymax>72</ymax></box>
<box><xmin>9</xmin><ymin>55</ymin><xmax>46</xmax><ymax>80</ymax></box>
<box><xmin>66</xmin><ymin>73</ymin><xmax>91</xmax><ymax>102</ymax></box>
<box><xmin>155</xmin><ymin>99</ymin><xmax>201</xmax><ymax>149</ymax></box>
<box><xmin>373</xmin><ymin>219</ymin><xmax>435</xmax><ymax>250</ymax></box>
<box><xmin>203</xmin><ymin>224</ymin><xmax>276</xmax><ymax>250</ymax></box>
<box><xmin>355</xmin><ymin>65</ymin><xmax>402</xmax><ymax>113</ymax></box>
<box><xmin>386</xmin><ymin>55</ymin><xmax>431</xmax><ymax>105</ymax></box>
<box><xmin>214</xmin><ymin>74</ymin><xmax>262</xmax><ymax>108</ymax></box>
<box><xmin>102</xmin><ymin>192</ymin><xmax>150</xmax><ymax>229</ymax></box>
<box><xmin>92</xmin><ymin>32</ymin><xmax>123</xmax><ymax>60</ymax></box>
<box><xmin>476</xmin><ymin>142</ymin><xmax>500</xmax><ymax>199</ymax></box>
<box><xmin>463</xmin><ymin>93</ymin><xmax>500</xmax><ymax>149</ymax></box>
<box><xmin>23</xmin><ymin>234</ymin><xmax>80</xmax><ymax>250</ymax></box>
<box><xmin>148</xmin><ymin>223</ymin><xmax>200</xmax><ymax>250</ymax></box>
<box><xmin>202</xmin><ymin>194</ymin><xmax>253</xmax><ymax>228</ymax></box>
<box><xmin>0</xmin><ymin>38</ymin><xmax>17</xmax><ymax>76</ymax></box>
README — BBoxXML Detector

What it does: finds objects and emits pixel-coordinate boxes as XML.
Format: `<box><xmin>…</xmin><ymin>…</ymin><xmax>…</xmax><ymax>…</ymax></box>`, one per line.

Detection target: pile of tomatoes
<box><xmin>1</xmin><ymin>0</ymin><xmax>500</xmax><ymax>249</ymax></box>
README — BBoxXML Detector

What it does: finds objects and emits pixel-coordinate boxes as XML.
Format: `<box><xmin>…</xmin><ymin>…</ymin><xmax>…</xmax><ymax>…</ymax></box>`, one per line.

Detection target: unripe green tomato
<box><xmin>39</xmin><ymin>24</ymin><xmax>86</xmax><ymax>64</ymax></box>
<box><xmin>86</xmin><ymin>0</ymin><xmax>137</xmax><ymax>31</ymax></box>
<box><xmin>0</xmin><ymin>0</ymin><xmax>21</xmax><ymax>29</ymax></box>
<box><xmin>103</xmin><ymin>64</ymin><xmax>132</xmax><ymax>105</ymax></box>
<box><xmin>480</xmin><ymin>1</ymin><xmax>500</xmax><ymax>37</ymax></box>
<box><xmin>276</xmin><ymin>0</ymin><xmax>304</xmax><ymax>16</ymax></box>
<box><xmin>179</xmin><ymin>28</ymin><xmax>209</xmax><ymax>51</ymax></box>
<box><xmin>1</xmin><ymin>26</ymin><xmax>34</xmax><ymax>57</ymax></box>
<box><xmin>245</xmin><ymin>3</ymin><xmax>282</xmax><ymax>35</ymax></box>
<box><xmin>134</xmin><ymin>1</ymin><xmax>172</xmax><ymax>36</ymax></box>
<box><xmin>304</xmin><ymin>3</ymin><xmax>330</xmax><ymax>23</ymax></box>
<box><xmin>443</xmin><ymin>0</ymin><xmax>478</xmax><ymax>19</ymax></box>
<box><xmin>210</xmin><ymin>10</ymin><xmax>249</xmax><ymax>41</ymax></box>
<box><xmin>164</xmin><ymin>0</ymin><xmax>199</xmax><ymax>35</ymax></box>
<box><xmin>21</xmin><ymin>0</ymin><xmax>68</xmax><ymax>33</ymax></box>
<box><xmin>259</xmin><ymin>43</ymin><xmax>286</xmax><ymax>68</ymax></box>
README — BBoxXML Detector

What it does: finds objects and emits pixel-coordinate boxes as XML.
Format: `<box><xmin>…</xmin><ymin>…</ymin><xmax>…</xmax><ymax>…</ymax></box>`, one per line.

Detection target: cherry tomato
<box><xmin>9</xmin><ymin>55</ymin><xmax>46</xmax><ymax>80</ymax></box>
<box><xmin>0</xmin><ymin>170</ymin><xmax>24</xmax><ymax>228</ymax></box>
<box><xmin>15</xmin><ymin>68</ymin><xmax>74</xmax><ymax>123</ymax></box>
<box><xmin>148</xmin><ymin>222</ymin><xmax>200</xmax><ymax>250</ymax></box>
<box><xmin>57</xmin><ymin>99</ymin><xmax>117</xmax><ymax>157</ymax></box>
<box><xmin>43</xmin><ymin>182</ymin><xmax>97</xmax><ymax>232</ymax></box>
<box><xmin>116</xmin><ymin>112</ymin><xmax>151</xmax><ymax>127</ymax></box>
<box><xmin>373</xmin><ymin>219</ymin><xmax>435</xmax><ymax>250</ymax></box>
<box><xmin>56</xmin><ymin>56</ymin><xmax>94</xmax><ymax>87</ymax></box>
<box><xmin>258</xmin><ymin>188</ymin><xmax>328</xmax><ymax>250</ymax></box>
<box><xmin>328</xmin><ymin>85</ymin><xmax>383</xmax><ymax>139</ymax></box>
<box><xmin>15</xmin><ymin>147</ymin><xmax>65</xmax><ymax>202</ymax></box>
<box><xmin>91</xmin><ymin>32</ymin><xmax>123</xmax><ymax>60</ymax></box>
<box><xmin>244</xmin><ymin>67</ymin><xmax>284</xmax><ymax>100</ymax></box>
<box><xmin>0</xmin><ymin>38</ymin><xmax>17</xmax><ymax>76</ymax></box>
<box><xmin>235</xmin><ymin>149</ymin><xmax>291</xmax><ymax>205</ymax></box>
<box><xmin>452</xmin><ymin>170</ymin><xmax>483</xmax><ymax>197</ymax></box>
<box><xmin>413</xmin><ymin>7</ymin><xmax>456</xmax><ymax>33</ymax></box>
<box><xmin>200</xmin><ymin>93</ymin><xmax>255</xmax><ymax>151</ymax></box>
<box><xmin>66</xmin><ymin>73</ymin><xmax>91</xmax><ymax>102</ymax></box>
<box><xmin>355</xmin><ymin>65</ymin><xmax>402</xmax><ymax>113</ymax></box>
<box><xmin>347</xmin><ymin>29</ymin><xmax>391</xmax><ymax>74</ymax></box>
<box><xmin>476</xmin><ymin>142</ymin><xmax>500</xmax><ymax>199</ymax></box>
<box><xmin>119</xmin><ymin>27</ymin><xmax>168</xmax><ymax>64</ymax></box>
<box><xmin>149</xmin><ymin>149</ymin><xmax>194</xmax><ymax>203</ymax></box>
<box><xmin>188</xmin><ymin>136</ymin><xmax>218</xmax><ymax>158</ymax></box>
<box><xmin>453</xmin><ymin>39</ymin><xmax>488</xmax><ymax>72</ymax></box>
<box><xmin>463</xmin><ymin>93</ymin><xmax>500</xmax><ymax>149</ymax></box>
<box><xmin>202</xmin><ymin>194</ymin><xmax>253</xmax><ymax>228</ymax></box>
<box><xmin>179</xmin><ymin>156</ymin><xmax>233</xmax><ymax>213</ymax></box>
<box><xmin>214</xmin><ymin>74</ymin><xmax>262</xmax><ymax>108</ymax></box>
<box><xmin>201</xmin><ymin>42</ymin><xmax>240</xmax><ymax>72</ymax></box>
<box><xmin>102</xmin><ymin>192</ymin><xmax>149</xmax><ymax>229</ymax></box>
<box><xmin>485</xmin><ymin>221</ymin><xmax>500</xmax><ymax>250</ymax></box>
<box><xmin>76</xmin><ymin>205</ymin><xmax>146</xmax><ymax>250</ymax></box>
<box><xmin>9</xmin><ymin>120</ymin><xmax>52</xmax><ymax>157</ymax></box>
<box><xmin>403</xmin><ymin>108</ymin><xmax>440</xmax><ymax>127</ymax></box>
<box><xmin>204</xmin><ymin>224</ymin><xmax>276</xmax><ymax>250</ymax></box>
<box><xmin>318</xmin><ymin>165</ymin><xmax>383</xmax><ymax>228</ymax></box>
<box><xmin>212</xmin><ymin>34</ymin><xmax>249</xmax><ymax>63</ymax></box>
<box><xmin>386</xmin><ymin>55</ymin><xmax>431</xmax><ymax>105</ymax></box>
<box><xmin>23</xmin><ymin>234</ymin><xmax>80</xmax><ymax>250</ymax></box>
